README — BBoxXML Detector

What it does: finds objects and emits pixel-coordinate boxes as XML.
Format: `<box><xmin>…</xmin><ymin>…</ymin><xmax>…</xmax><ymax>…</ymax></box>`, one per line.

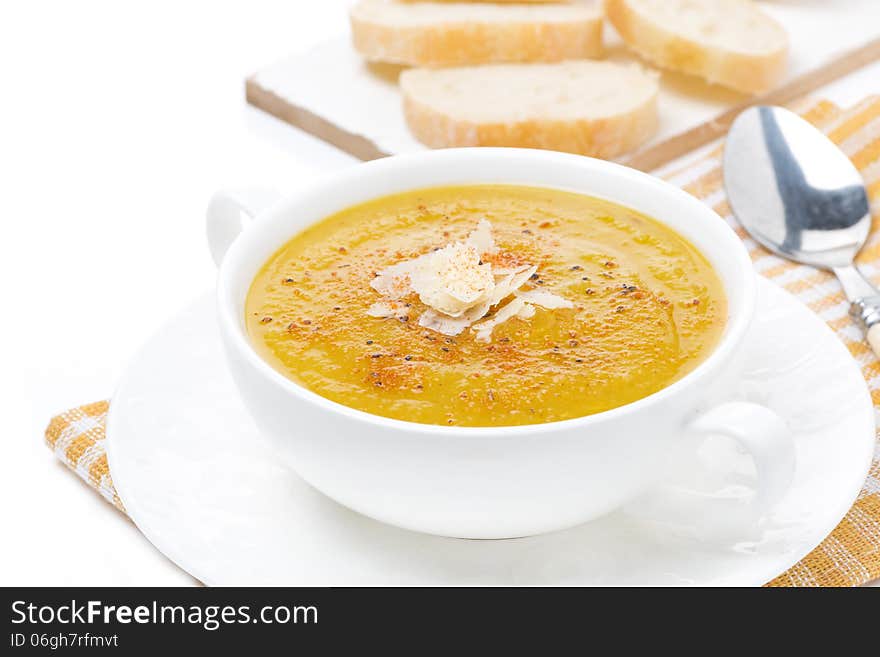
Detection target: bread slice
<box><xmin>605</xmin><ymin>0</ymin><xmax>788</xmax><ymax>94</ymax></box>
<box><xmin>400</xmin><ymin>60</ymin><xmax>659</xmax><ymax>158</ymax></box>
<box><xmin>350</xmin><ymin>0</ymin><xmax>603</xmax><ymax>68</ymax></box>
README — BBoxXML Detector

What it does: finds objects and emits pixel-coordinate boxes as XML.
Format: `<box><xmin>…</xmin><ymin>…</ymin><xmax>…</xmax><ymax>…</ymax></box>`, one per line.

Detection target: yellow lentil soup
<box><xmin>245</xmin><ymin>185</ymin><xmax>727</xmax><ymax>427</ymax></box>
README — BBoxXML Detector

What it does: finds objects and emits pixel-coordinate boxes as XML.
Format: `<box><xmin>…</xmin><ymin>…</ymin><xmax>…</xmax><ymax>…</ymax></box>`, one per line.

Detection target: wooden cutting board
<box><xmin>247</xmin><ymin>3</ymin><xmax>880</xmax><ymax>172</ymax></box>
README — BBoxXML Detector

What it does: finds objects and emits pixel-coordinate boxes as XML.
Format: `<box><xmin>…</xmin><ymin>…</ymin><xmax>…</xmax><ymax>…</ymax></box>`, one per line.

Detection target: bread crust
<box><xmin>604</xmin><ymin>0</ymin><xmax>788</xmax><ymax>94</ymax></box>
<box><xmin>401</xmin><ymin>77</ymin><xmax>659</xmax><ymax>158</ymax></box>
<box><xmin>350</xmin><ymin>5</ymin><xmax>603</xmax><ymax>67</ymax></box>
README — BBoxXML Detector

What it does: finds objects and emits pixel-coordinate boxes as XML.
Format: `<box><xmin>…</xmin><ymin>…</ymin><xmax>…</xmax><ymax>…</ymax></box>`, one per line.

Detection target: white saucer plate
<box><xmin>106</xmin><ymin>278</ymin><xmax>875</xmax><ymax>586</ymax></box>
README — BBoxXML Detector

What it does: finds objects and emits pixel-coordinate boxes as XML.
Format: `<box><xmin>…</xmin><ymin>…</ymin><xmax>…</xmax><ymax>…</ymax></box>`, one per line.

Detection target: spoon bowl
<box><xmin>723</xmin><ymin>105</ymin><xmax>879</xmax><ymax>353</ymax></box>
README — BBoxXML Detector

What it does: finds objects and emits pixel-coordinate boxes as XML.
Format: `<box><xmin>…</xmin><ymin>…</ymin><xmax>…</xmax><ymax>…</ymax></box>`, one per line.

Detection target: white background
<box><xmin>0</xmin><ymin>1</ymin><xmax>877</xmax><ymax>586</ymax></box>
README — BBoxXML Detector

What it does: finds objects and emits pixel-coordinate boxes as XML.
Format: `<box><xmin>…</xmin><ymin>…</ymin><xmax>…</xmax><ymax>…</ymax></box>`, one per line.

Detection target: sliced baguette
<box><xmin>350</xmin><ymin>0</ymin><xmax>603</xmax><ymax>68</ymax></box>
<box><xmin>400</xmin><ymin>60</ymin><xmax>659</xmax><ymax>158</ymax></box>
<box><xmin>605</xmin><ymin>0</ymin><xmax>788</xmax><ymax>94</ymax></box>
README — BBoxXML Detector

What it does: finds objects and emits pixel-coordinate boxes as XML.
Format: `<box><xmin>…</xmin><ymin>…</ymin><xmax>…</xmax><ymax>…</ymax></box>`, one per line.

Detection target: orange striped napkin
<box><xmin>45</xmin><ymin>96</ymin><xmax>880</xmax><ymax>587</ymax></box>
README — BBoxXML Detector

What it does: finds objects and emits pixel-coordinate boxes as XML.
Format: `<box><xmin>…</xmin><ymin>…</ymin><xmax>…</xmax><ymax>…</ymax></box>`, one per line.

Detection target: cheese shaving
<box><xmin>417</xmin><ymin>308</ymin><xmax>472</xmax><ymax>336</ymax></box>
<box><xmin>472</xmin><ymin>298</ymin><xmax>527</xmax><ymax>343</ymax></box>
<box><xmin>515</xmin><ymin>288</ymin><xmax>574</xmax><ymax>310</ymax></box>
<box><xmin>465</xmin><ymin>218</ymin><xmax>496</xmax><ymax>255</ymax></box>
<box><xmin>367</xmin><ymin>299</ymin><xmax>410</xmax><ymax>319</ymax></box>
<box><xmin>370</xmin><ymin>259</ymin><xmax>419</xmax><ymax>300</ymax></box>
<box><xmin>517</xmin><ymin>303</ymin><xmax>536</xmax><ymax>320</ymax></box>
<box><xmin>410</xmin><ymin>242</ymin><xmax>494</xmax><ymax>316</ymax></box>
<box><xmin>491</xmin><ymin>265</ymin><xmax>537</xmax><ymax>305</ymax></box>
<box><xmin>368</xmin><ymin>219</ymin><xmax>571</xmax><ymax>341</ymax></box>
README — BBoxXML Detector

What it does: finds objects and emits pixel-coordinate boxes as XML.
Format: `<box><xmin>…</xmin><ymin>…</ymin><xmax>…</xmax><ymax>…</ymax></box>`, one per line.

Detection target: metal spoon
<box><xmin>723</xmin><ymin>105</ymin><xmax>879</xmax><ymax>355</ymax></box>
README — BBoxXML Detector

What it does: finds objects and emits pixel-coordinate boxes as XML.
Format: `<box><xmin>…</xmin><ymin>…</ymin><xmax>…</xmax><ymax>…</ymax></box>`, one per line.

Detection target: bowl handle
<box><xmin>688</xmin><ymin>401</ymin><xmax>796</xmax><ymax>516</ymax></box>
<box><xmin>206</xmin><ymin>187</ymin><xmax>280</xmax><ymax>266</ymax></box>
<box><xmin>624</xmin><ymin>401</ymin><xmax>795</xmax><ymax>538</ymax></box>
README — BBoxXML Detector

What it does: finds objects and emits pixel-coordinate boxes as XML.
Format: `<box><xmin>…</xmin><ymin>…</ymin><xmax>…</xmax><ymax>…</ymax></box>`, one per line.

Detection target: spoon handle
<box><xmin>834</xmin><ymin>265</ymin><xmax>880</xmax><ymax>358</ymax></box>
<box><xmin>867</xmin><ymin>325</ymin><xmax>880</xmax><ymax>358</ymax></box>
<box><xmin>852</xmin><ymin>296</ymin><xmax>880</xmax><ymax>358</ymax></box>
